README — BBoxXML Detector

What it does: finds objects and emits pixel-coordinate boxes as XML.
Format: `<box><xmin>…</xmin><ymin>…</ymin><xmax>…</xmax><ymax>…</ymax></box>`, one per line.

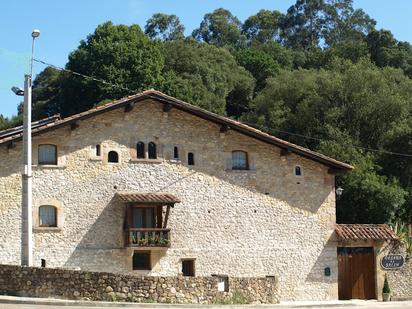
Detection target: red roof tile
<box><xmin>116</xmin><ymin>192</ymin><xmax>180</xmax><ymax>204</ymax></box>
<box><xmin>335</xmin><ymin>224</ymin><xmax>399</xmax><ymax>241</ymax></box>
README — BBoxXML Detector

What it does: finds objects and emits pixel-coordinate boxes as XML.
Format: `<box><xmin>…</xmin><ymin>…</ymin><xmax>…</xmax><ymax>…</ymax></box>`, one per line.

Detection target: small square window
<box><xmin>182</xmin><ymin>259</ymin><xmax>195</xmax><ymax>276</ymax></box>
<box><xmin>133</xmin><ymin>251</ymin><xmax>151</xmax><ymax>270</ymax></box>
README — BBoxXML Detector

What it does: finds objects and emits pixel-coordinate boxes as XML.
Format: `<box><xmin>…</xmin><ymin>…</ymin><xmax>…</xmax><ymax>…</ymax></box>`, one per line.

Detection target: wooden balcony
<box><xmin>126</xmin><ymin>228</ymin><xmax>171</xmax><ymax>248</ymax></box>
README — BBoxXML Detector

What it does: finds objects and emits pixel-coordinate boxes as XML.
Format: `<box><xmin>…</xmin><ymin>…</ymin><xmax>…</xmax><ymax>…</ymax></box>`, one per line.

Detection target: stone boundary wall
<box><xmin>0</xmin><ymin>265</ymin><xmax>279</xmax><ymax>304</ymax></box>
<box><xmin>387</xmin><ymin>257</ymin><xmax>412</xmax><ymax>300</ymax></box>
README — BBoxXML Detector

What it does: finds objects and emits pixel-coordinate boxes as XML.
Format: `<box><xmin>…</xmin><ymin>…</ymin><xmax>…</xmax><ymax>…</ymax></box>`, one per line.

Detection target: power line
<box><xmin>33</xmin><ymin>59</ymin><xmax>137</xmax><ymax>94</ymax></box>
<box><xmin>270</xmin><ymin>128</ymin><xmax>412</xmax><ymax>158</ymax></box>
<box><xmin>34</xmin><ymin>58</ymin><xmax>412</xmax><ymax>158</ymax></box>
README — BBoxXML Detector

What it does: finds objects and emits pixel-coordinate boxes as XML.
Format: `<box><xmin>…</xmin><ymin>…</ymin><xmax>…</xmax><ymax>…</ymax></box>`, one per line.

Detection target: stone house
<box><xmin>0</xmin><ymin>89</ymin><xmax>402</xmax><ymax>301</ymax></box>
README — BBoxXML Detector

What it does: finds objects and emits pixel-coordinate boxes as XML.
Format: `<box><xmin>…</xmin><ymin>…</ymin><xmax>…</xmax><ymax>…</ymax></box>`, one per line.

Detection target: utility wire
<box><xmin>34</xmin><ymin>58</ymin><xmax>137</xmax><ymax>94</ymax></box>
<box><xmin>34</xmin><ymin>58</ymin><xmax>412</xmax><ymax>158</ymax></box>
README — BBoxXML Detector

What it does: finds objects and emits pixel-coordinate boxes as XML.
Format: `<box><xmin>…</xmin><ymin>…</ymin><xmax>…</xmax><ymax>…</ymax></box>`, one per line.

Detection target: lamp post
<box><xmin>11</xmin><ymin>29</ymin><xmax>40</xmax><ymax>266</ymax></box>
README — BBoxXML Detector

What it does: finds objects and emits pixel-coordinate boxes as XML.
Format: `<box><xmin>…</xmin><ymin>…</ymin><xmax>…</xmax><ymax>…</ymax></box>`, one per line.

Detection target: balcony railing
<box><xmin>127</xmin><ymin>228</ymin><xmax>171</xmax><ymax>247</ymax></box>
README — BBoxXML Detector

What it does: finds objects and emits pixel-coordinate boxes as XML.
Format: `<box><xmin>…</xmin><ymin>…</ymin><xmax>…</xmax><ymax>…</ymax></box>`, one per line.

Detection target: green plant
<box><xmin>383</xmin><ymin>275</ymin><xmax>391</xmax><ymax>294</ymax></box>
<box><xmin>159</xmin><ymin>239</ymin><xmax>170</xmax><ymax>246</ymax></box>
<box><xmin>213</xmin><ymin>290</ymin><xmax>250</xmax><ymax>305</ymax></box>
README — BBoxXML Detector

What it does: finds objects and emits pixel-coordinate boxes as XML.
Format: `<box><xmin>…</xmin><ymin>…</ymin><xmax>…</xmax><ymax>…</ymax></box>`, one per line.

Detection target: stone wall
<box><xmin>0</xmin><ymin>99</ymin><xmax>338</xmax><ymax>301</ymax></box>
<box><xmin>386</xmin><ymin>247</ymin><xmax>412</xmax><ymax>301</ymax></box>
<box><xmin>0</xmin><ymin>264</ymin><xmax>279</xmax><ymax>304</ymax></box>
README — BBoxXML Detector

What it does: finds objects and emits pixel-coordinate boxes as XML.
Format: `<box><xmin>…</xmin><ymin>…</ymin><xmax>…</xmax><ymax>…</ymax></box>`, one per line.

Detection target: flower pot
<box><xmin>382</xmin><ymin>292</ymin><xmax>390</xmax><ymax>302</ymax></box>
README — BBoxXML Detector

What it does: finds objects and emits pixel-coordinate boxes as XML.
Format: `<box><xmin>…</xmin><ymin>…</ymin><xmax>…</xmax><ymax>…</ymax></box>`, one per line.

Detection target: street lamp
<box><xmin>10</xmin><ymin>29</ymin><xmax>40</xmax><ymax>267</ymax></box>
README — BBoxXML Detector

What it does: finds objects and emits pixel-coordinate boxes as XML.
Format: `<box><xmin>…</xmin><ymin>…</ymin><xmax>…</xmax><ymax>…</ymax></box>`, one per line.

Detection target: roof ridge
<box><xmin>0</xmin><ymin>89</ymin><xmax>353</xmax><ymax>171</ymax></box>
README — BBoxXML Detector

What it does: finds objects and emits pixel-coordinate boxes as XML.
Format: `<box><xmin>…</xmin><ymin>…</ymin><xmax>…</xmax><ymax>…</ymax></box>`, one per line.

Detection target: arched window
<box><xmin>232</xmin><ymin>151</ymin><xmax>248</xmax><ymax>170</ymax></box>
<box><xmin>148</xmin><ymin>142</ymin><xmax>157</xmax><ymax>159</ymax></box>
<box><xmin>188</xmin><ymin>152</ymin><xmax>194</xmax><ymax>166</ymax></box>
<box><xmin>295</xmin><ymin>166</ymin><xmax>302</xmax><ymax>176</ymax></box>
<box><xmin>108</xmin><ymin>151</ymin><xmax>119</xmax><ymax>163</ymax></box>
<box><xmin>137</xmin><ymin>142</ymin><xmax>145</xmax><ymax>159</ymax></box>
<box><xmin>173</xmin><ymin>146</ymin><xmax>179</xmax><ymax>159</ymax></box>
<box><xmin>39</xmin><ymin>206</ymin><xmax>57</xmax><ymax>227</ymax></box>
<box><xmin>38</xmin><ymin>144</ymin><xmax>57</xmax><ymax>165</ymax></box>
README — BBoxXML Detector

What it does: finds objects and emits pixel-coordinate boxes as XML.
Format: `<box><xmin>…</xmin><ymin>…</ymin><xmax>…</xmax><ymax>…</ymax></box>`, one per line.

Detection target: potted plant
<box><xmin>382</xmin><ymin>274</ymin><xmax>391</xmax><ymax>302</ymax></box>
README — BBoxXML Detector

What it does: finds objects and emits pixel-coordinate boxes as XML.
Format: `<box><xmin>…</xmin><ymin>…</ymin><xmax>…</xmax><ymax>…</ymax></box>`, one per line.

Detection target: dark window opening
<box><xmin>41</xmin><ymin>259</ymin><xmax>46</xmax><ymax>267</ymax></box>
<box><xmin>38</xmin><ymin>144</ymin><xmax>57</xmax><ymax>165</ymax></box>
<box><xmin>137</xmin><ymin>142</ymin><xmax>145</xmax><ymax>159</ymax></box>
<box><xmin>148</xmin><ymin>142</ymin><xmax>157</xmax><ymax>159</ymax></box>
<box><xmin>232</xmin><ymin>151</ymin><xmax>248</xmax><ymax>170</ymax></box>
<box><xmin>295</xmin><ymin>166</ymin><xmax>302</xmax><ymax>176</ymax></box>
<box><xmin>108</xmin><ymin>151</ymin><xmax>119</xmax><ymax>163</ymax></box>
<box><xmin>182</xmin><ymin>259</ymin><xmax>195</xmax><ymax>276</ymax></box>
<box><xmin>133</xmin><ymin>251</ymin><xmax>151</xmax><ymax>270</ymax></box>
<box><xmin>173</xmin><ymin>146</ymin><xmax>179</xmax><ymax>159</ymax></box>
<box><xmin>39</xmin><ymin>205</ymin><xmax>57</xmax><ymax>227</ymax></box>
<box><xmin>188</xmin><ymin>152</ymin><xmax>194</xmax><ymax>166</ymax></box>
<box><xmin>96</xmin><ymin>144</ymin><xmax>101</xmax><ymax>156</ymax></box>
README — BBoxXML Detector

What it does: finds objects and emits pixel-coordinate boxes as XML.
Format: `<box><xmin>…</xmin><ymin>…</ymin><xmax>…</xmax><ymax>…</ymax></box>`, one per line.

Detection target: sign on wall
<box><xmin>381</xmin><ymin>254</ymin><xmax>405</xmax><ymax>269</ymax></box>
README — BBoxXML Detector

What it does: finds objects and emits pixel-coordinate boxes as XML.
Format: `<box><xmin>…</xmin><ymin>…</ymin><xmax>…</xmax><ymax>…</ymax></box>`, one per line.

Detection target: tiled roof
<box><xmin>335</xmin><ymin>224</ymin><xmax>399</xmax><ymax>241</ymax></box>
<box><xmin>116</xmin><ymin>192</ymin><xmax>180</xmax><ymax>204</ymax></box>
<box><xmin>0</xmin><ymin>114</ymin><xmax>60</xmax><ymax>142</ymax></box>
<box><xmin>0</xmin><ymin>89</ymin><xmax>353</xmax><ymax>171</ymax></box>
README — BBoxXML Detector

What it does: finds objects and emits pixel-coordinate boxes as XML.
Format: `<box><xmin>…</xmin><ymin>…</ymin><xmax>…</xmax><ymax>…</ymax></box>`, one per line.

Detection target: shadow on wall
<box><xmin>64</xmin><ymin>196</ymin><xmax>129</xmax><ymax>272</ymax></box>
<box><xmin>298</xmin><ymin>235</ymin><xmax>337</xmax><ymax>300</ymax></box>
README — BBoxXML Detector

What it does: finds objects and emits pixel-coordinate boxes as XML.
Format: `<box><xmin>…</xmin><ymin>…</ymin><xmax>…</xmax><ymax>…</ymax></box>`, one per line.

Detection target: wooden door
<box><xmin>338</xmin><ymin>247</ymin><xmax>376</xmax><ymax>300</ymax></box>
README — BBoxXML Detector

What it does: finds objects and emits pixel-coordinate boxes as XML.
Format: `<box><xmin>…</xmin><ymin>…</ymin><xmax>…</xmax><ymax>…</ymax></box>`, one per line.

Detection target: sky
<box><xmin>0</xmin><ymin>0</ymin><xmax>411</xmax><ymax>118</ymax></box>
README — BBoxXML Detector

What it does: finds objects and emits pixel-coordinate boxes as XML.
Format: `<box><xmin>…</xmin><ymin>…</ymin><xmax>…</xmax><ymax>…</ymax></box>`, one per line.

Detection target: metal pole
<box><xmin>21</xmin><ymin>73</ymin><xmax>33</xmax><ymax>266</ymax></box>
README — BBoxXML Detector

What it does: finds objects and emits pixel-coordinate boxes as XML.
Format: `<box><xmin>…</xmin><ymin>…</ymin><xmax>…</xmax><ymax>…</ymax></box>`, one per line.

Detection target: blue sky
<box><xmin>0</xmin><ymin>0</ymin><xmax>411</xmax><ymax>118</ymax></box>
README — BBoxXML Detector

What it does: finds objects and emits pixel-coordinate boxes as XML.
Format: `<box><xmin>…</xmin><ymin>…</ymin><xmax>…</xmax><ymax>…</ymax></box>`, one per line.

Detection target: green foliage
<box><xmin>162</xmin><ymin>40</ymin><xmax>254</xmax><ymax>116</ymax></box>
<box><xmin>383</xmin><ymin>275</ymin><xmax>390</xmax><ymax>294</ymax></box>
<box><xmin>213</xmin><ymin>290</ymin><xmax>250</xmax><ymax>305</ymax></box>
<box><xmin>192</xmin><ymin>8</ymin><xmax>244</xmax><ymax>47</ymax></box>
<box><xmin>145</xmin><ymin>13</ymin><xmax>185</xmax><ymax>41</ymax></box>
<box><xmin>242</xmin><ymin>9</ymin><xmax>284</xmax><ymax>45</ymax></box>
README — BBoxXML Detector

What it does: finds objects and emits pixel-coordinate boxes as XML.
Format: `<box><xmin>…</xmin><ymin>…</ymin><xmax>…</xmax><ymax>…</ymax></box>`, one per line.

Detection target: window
<box><xmin>148</xmin><ymin>142</ymin><xmax>157</xmax><ymax>159</ymax></box>
<box><xmin>133</xmin><ymin>251</ymin><xmax>151</xmax><ymax>270</ymax></box>
<box><xmin>182</xmin><ymin>259</ymin><xmax>195</xmax><ymax>276</ymax></box>
<box><xmin>108</xmin><ymin>151</ymin><xmax>119</xmax><ymax>163</ymax></box>
<box><xmin>38</xmin><ymin>144</ymin><xmax>57</xmax><ymax>165</ymax></box>
<box><xmin>232</xmin><ymin>151</ymin><xmax>248</xmax><ymax>170</ymax></box>
<box><xmin>95</xmin><ymin>145</ymin><xmax>101</xmax><ymax>157</ymax></box>
<box><xmin>136</xmin><ymin>142</ymin><xmax>145</xmax><ymax>159</ymax></box>
<box><xmin>39</xmin><ymin>206</ymin><xmax>57</xmax><ymax>227</ymax></box>
<box><xmin>188</xmin><ymin>152</ymin><xmax>194</xmax><ymax>166</ymax></box>
<box><xmin>173</xmin><ymin>146</ymin><xmax>179</xmax><ymax>159</ymax></box>
<box><xmin>295</xmin><ymin>166</ymin><xmax>302</xmax><ymax>176</ymax></box>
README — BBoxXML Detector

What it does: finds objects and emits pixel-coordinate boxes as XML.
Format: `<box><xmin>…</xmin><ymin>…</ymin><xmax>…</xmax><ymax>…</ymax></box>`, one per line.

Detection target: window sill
<box><xmin>89</xmin><ymin>157</ymin><xmax>103</xmax><ymax>162</ymax></box>
<box><xmin>129</xmin><ymin>159</ymin><xmax>163</xmax><ymax>164</ymax></box>
<box><xmin>225</xmin><ymin>169</ymin><xmax>256</xmax><ymax>174</ymax></box>
<box><xmin>33</xmin><ymin>227</ymin><xmax>62</xmax><ymax>232</ymax></box>
<box><xmin>33</xmin><ymin>165</ymin><xmax>66</xmax><ymax>170</ymax></box>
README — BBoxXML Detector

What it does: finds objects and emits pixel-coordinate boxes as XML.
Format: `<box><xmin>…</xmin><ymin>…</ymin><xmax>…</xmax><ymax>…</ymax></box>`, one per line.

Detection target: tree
<box><xmin>192</xmin><ymin>8</ymin><xmax>244</xmax><ymax>47</ymax></box>
<box><xmin>242</xmin><ymin>10</ymin><xmax>284</xmax><ymax>45</ymax></box>
<box><xmin>33</xmin><ymin>22</ymin><xmax>165</xmax><ymax>117</ymax></box>
<box><xmin>234</xmin><ymin>48</ymin><xmax>280</xmax><ymax>91</ymax></box>
<box><xmin>281</xmin><ymin>0</ymin><xmax>328</xmax><ymax>49</ymax></box>
<box><xmin>162</xmin><ymin>39</ymin><xmax>254</xmax><ymax>116</ymax></box>
<box><xmin>246</xmin><ymin>59</ymin><xmax>412</xmax><ymax>223</ymax></box>
<box><xmin>145</xmin><ymin>13</ymin><xmax>185</xmax><ymax>41</ymax></box>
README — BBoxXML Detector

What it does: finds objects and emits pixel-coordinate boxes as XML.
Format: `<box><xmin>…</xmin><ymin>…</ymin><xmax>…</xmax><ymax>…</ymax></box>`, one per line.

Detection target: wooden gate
<box><xmin>338</xmin><ymin>247</ymin><xmax>376</xmax><ymax>300</ymax></box>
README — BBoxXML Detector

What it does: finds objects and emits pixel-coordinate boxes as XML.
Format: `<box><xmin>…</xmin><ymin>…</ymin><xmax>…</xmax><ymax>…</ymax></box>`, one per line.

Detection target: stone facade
<box><xmin>0</xmin><ymin>99</ymin><xmax>338</xmax><ymax>301</ymax></box>
<box><xmin>0</xmin><ymin>264</ymin><xmax>279</xmax><ymax>304</ymax></box>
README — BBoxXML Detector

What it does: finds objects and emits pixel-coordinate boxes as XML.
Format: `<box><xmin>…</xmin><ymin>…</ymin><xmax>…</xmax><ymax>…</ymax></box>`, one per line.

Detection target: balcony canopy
<box><xmin>116</xmin><ymin>192</ymin><xmax>180</xmax><ymax>205</ymax></box>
